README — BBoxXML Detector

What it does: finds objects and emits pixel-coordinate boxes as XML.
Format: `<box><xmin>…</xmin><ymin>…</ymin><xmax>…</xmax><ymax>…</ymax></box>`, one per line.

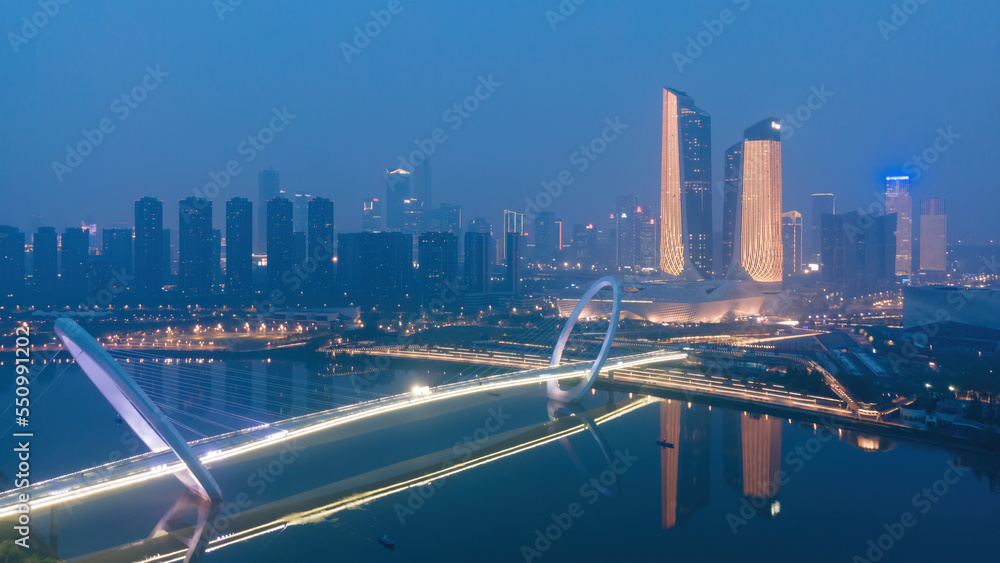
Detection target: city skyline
<box><xmin>0</xmin><ymin>2</ymin><xmax>995</xmax><ymax>243</ymax></box>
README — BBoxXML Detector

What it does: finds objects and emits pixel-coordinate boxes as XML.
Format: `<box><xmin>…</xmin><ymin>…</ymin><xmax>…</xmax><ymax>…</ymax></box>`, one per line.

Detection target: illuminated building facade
<box><xmin>884</xmin><ymin>176</ymin><xmax>912</xmax><ymax>276</ymax></box>
<box><xmin>781</xmin><ymin>211</ymin><xmax>802</xmax><ymax>277</ymax></box>
<box><xmin>660</xmin><ymin>88</ymin><xmax>712</xmax><ymax>278</ymax></box>
<box><xmin>726</xmin><ymin>118</ymin><xmax>783</xmax><ymax>290</ymax></box>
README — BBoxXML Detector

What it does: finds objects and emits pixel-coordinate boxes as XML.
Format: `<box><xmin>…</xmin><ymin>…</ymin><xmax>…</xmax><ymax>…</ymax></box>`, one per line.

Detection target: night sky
<box><xmin>1</xmin><ymin>0</ymin><xmax>996</xmax><ymax>242</ymax></box>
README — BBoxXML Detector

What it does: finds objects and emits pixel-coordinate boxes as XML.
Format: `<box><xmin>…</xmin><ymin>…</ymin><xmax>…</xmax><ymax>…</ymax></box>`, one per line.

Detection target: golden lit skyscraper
<box><xmin>660</xmin><ymin>88</ymin><xmax>712</xmax><ymax>279</ymax></box>
<box><xmin>885</xmin><ymin>176</ymin><xmax>912</xmax><ymax>276</ymax></box>
<box><xmin>726</xmin><ymin>118</ymin><xmax>783</xmax><ymax>290</ymax></box>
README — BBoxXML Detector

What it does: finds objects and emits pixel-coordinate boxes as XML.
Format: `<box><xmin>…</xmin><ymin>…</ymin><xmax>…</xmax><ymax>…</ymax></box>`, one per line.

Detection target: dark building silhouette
<box><xmin>412</xmin><ymin>159</ymin><xmax>432</xmax><ymax>212</ymax></box>
<box><xmin>178</xmin><ymin>197</ymin><xmax>214</xmax><ymax>297</ymax></box>
<box><xmin>822</xmin><ymin>211</ymin><xmax>897</xmax><ymax>294</ymax></box>
<box><xmin>418</xmin><ymin>231</ymin><xmax>458</xmax><ymax>308</ymax></box>
<box><xmin>212</xmin><ymin>229</ymin><xmax>222</xmax><ymax>283</ymax></box>
<box><xmin>337</xmin><ymin>231</ymin><xmax>412</xmax><ymax>309</ymax></box>
<box><xmin>722</xmin><ymin>409</ymin><xmax>743</xmax><ymax>491</ymax></box>
<box><xmin>427</xmin><ymin>203</ymin><xmax>461</xmax><ymax>234</ymax></box>
<box><xmin>134</xmin><ymin>197</ymin><xmax>164</xmax><ymax>296</ymax></box>
<box><xmin>292</xmin><ymin>231</ymin><xmax>306</xmax><ymax>268</ymax></box>
<box><xmin>225</xmin><ymin>197</ymin><xmax>253</xmax><ymax>295</ymax></box>
<box><xmin>721</xmin><ymin>143</ymin><xmax>742</xmax><ymax>277</ymax></box>
<box><xmin>102</xmin><ymin>228</ymin><xmax>133</xmax><ymax>276</ymax></box>
<box><xmin>535</xmin><ymin>211</ymin><xmax>559</xmax><ymax>266</ymax></box>
<box><xmin>781</xmin><ymin>211</ymin><xmax>803</xmax><ymax>278</ymax></box>
<box><xmin>0</xmin><ymin>226</ymin><xmax>25</xmax><ymax>299</ymax></box>
<box><xmin>810</xmin><ymin>194</ymin><xmax>836</xmax><ymax>266</ymax></box>
<box><xmin>467</xmin><ymin>217</ymin><xmax>494</xmax><ymax>268</ymax></box>
<box><xmin>266</xmin><ymin>197</ymin><xmax>294</xmax><ymax>292</ymax></box>
<box><xmin>464</xmin><ymin>231</ymin><xmax>490</xmax><ymax>294</ymax></box>
<box><xmin>504</xmin><ymin>232</ymin><xmax>524</xmax><ymax>294</ymax></box>
<box><xmin>62</xmin><ymin>227</ymin><xmax>89</xmax><ymax>299</ymax></box>
<box><xmin>307</xmin><ymin>197</ymin><xmax>335</xmax><ymax>293</ymax></box>
<box><xmin>257</xmin><ymin>170</ymin><xmax>280</xmax><ymax>254</ymax></box>
<box><xmin>33</xmin><ymin>226</ymin><xmax>58</xmax><ymax>298</ymax></box>
<box><xmin>614</xmin><ymin>195</ymin><xmax>638</xmax><ymax>269</ymax></box>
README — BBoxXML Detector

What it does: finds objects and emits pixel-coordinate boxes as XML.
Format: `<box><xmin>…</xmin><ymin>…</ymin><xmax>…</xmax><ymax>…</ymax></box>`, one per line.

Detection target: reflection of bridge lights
<box><xmin>770</xmin><ymin>500</ymin><xmax>780</xmax><ymax>517</ymax></box>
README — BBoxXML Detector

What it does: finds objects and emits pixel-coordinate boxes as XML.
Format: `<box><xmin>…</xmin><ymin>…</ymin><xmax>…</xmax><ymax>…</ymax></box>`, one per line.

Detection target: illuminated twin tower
<box><xmin>659</xmin><ymin>87</ymin><xmax>783</xmax><ymax>291</ymax></box>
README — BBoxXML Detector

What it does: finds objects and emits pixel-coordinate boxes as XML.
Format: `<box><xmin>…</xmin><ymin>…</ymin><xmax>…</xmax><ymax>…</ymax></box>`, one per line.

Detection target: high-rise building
<box><xmin>385</xmin><ymin>169</ymin><xmax>411</xmax><ymax>232</ymax></box>
<box><xmin>33</xmin><ymin>227</ymin><xmax>58</xmax><ymax>297</ymax></box>
<box><xmin>725</xmin><ymin>118</ymin><xmax>783</xmax><ymax>290</ymax></box>
<box><xmin>102</xmin><ymin>228</ymin><xmax>133</xmax><ymax>275</ymax></box>
<box><xmin>821</xmin><ymin>212</ymin><xmax>897</xmax><ymax>295</ymax></box>
<box><xmin>257</xmin><ymin>170</ymin><xmax>280</xmax><ymax>254</ymax></box>
<box><xmin>468</xmin><ymin>217</ymin><xmax>494</xmax><ymax>269</ymax></box>
<box><xmin>572</xmin><ymin>223</ymin><xmax>597</xmax><ymax>266</ymax></box>
<box><xmin>820</xmin><ymin>213</ymin><xmax>845</xmax><ymax>284</ymax></box>
<box><xmin>418</xmin><ymin>231</ymin><xmax>458</xmax><ymax>306</ymax></box>
<box><xmin>781</xmin><ymin>211</ymin><xmax>803</xmax><ymax>278</ymax></box>
<box><xmin>809</xmin><ymin>194</ymin><xmax>836</xmax><ymax>266</ymax></box>
<box><xmin>226</xmin><ymin>197</ymin><xmax>253</xmax><ymax>295</ymax></box>
<box><xmin>637</xmin><ymin>206</ymin><xmax>659</xmax><ymax>270</ymax></box>
<box><xmin>402</xmin><ymin>197</ymin><xmax>422</xmax><ymax>237</ymax></box>
<box><xmin>503</xmin><ymin>210</ymin><xmax>524</xmax><ymax>266</ymax></box>
<box><xmin>362</xmin><ymin>198</ymin><xmax>383</xmax><ymax>232</ymax></box>
<box><xmin>535</xmin><ymin>211</ymin><xmax>558</xmax><ymax>266</ymax></box>
<box><xmin>62</xmin><ymin>227</ymin><xmax>89</xmax><ymax>298</ymax></box>
<box><xmin>427</xmin><ymin>203</ymin><xmax>462</xmax><ymax>234</ymax></box>
<box><xmin>337</xmin><ymin>231</ymin><xmax>413</xmax><ymax>309</ymax></box>
<box><xmin>660</xmin><ymin>87</ymin><xmax>712</xmax><ymax>278</ymax></box>
<box><xmin>285</xmin><ymin>192</ymin><xmax>313</xmax><ymax>234</ymax></box>
<box><xmin>134</xmin><ymin>197</ymin><xmax>164</xmax><ymax>296</ymax></box>
<box><xmin>615</xmin><ymin>195</ymin><xmax>639</xmax><ymax>269</ymax></box>
<box><xmin>266</xmin><ymin>197</ymin><xmax>294</xmax><ymax>291</ymax></box>
<box><xmin>505</xmin><ymin>232</ymin><xmax>524</xmax><ymax>294</ymax></box>
<box><xmin>919</xmin><ymin>198</ymin><xmax>947</xmax><ymax>273</ymax></box>
<box><xmin>721</xmin><ymin>143</ymin><xmax>742</xmax><ymax>277</ymax></box>
<box><xmin>179</xmin><ymin>197</ymin><xmax>214</xmax><ymax>297</ymax></box>
<box><xmin>884</xmin><ymin>177</ymin><xmax>912</xmax><ymax>276</ymax></box>
<box><xmin>307</xmin><ymin>197</ymin><xmax>335</xmax><ymax>293</ymax></box>
<box><xmin>412</xmin><ymin>159</ymin><xmax>432</xmax><ymax>212</ymax></box>
<box><xmin>0</xmin><ymin>226</ymin><xmax>25</xmax><ymax>299</ymax></box>
<box><xmin>211</xmin><ymin>229</ymin><xmax>222</xmax><ymax>283</ymax></box>
<box><xmin>464</xmin><ymin>231</ymin><xmax>490</xmax><ymax>293</ymax></box>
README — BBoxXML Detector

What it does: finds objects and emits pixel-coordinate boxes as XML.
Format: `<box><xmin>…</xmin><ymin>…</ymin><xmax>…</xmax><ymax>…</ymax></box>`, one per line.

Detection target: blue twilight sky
<box><xmin>0</xmin><ymin>0</ymin><xmax>997</xmax><ymax>242</ymax></box>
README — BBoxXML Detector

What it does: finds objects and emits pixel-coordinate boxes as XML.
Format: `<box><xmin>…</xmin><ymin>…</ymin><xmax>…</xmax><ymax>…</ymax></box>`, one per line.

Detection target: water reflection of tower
<box><xmin>660</xmin><ymin>400</ymin><xmax>680</xmax><ymax>529</ymax></box>
<box><xmin>741</xmin><ymin>412</ymin><xmax>782</xmax><ymax>513</ymax></box>
<box><xmin>723</xmin><ymin>409</ymin><xmax>743</xmax><ymax>491</ymax></box>
<box><xmin>660</xmin><ymin>400</ymin><xmax>712</xmax><ymax>529</ymax></box>
<box><xmin>677</xmin><ymin>403</ymin><xmax>711</xmax><ymax>523</ymax></box>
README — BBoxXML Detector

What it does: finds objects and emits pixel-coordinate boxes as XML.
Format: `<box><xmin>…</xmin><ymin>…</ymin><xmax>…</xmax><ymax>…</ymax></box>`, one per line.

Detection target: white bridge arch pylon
<box><xmin>547</xmin><ymin>275</ymin><xmax>622</xmax><ymax>403</ymax></box>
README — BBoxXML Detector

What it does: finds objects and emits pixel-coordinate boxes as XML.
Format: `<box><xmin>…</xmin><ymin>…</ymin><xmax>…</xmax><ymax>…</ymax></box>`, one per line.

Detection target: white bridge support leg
<box><xmin>54</xmin><ymin>318</ymin><xmax>223</xmax><ymax>502</ymax></box>
<box><xmin>547</xmin><ymin>276</ymin><xmax>622</xmax><ymax>403</ymax></box>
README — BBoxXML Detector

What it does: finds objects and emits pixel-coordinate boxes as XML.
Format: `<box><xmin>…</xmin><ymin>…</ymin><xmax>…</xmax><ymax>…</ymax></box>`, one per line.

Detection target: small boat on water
<box><xmin>488</xmin><ymin>391</ymin><xmax>500</xmax><ymax>397</ymax></box>
<box><xmin>378</xmin><ymin>534</ymin><xmax>395</xmax><ymax>550</ymax></box>
<box><xmin>656</xmin><ymin>439</ymin><xmax>675</xmax><ymax>449</ymax></box>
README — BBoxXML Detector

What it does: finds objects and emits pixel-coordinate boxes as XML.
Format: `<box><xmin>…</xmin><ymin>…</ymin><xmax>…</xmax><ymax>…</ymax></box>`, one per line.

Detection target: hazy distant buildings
<box><xmin>821</xmin><ymin>211</ymin><xmax>897</xmax><ymax>294</ymax></box>
<box><xmin>266</xmin><ymin>197</ymin><xmax>294</xmax><ymax>292</ymax></box>
<box><xmin>178</xmin><ymin>197</ymin><xmax>214</xmax><ymax>297</ymax></box>
<box><xmin>535</xmin><ymin>211</ymin><xmax>559</xmax><ymax>266</ymax></box>
<box><xmin>412</xmin><ymin>159</ymin><xmax>432</xmax><ymax>212</ymax></box>
<box><xmin>820</xmin><ymin>213</ymin><xmax>845</xmax><ymax>284</ymax></box>
<box><xmin>102</xmin><ymin>228</ymin><xmax>133</xmax><ymax>275</ymax></box>
<box><xmin>0</xmin><ymin>226</ymin><xmax>25</xmax><ymax>299</ymax></box>
<box><xmin>337</xmin><ymin>231</ymin><xmax>412</xmax><ymax>309</ymax></box>
<box><xmin>781</xmin><ymin>211</ymin><xmax>802</xmax><ymax>278</ymax></box>
<box><xmin>134</xmin><ymin>197</ymin><xmax>164</xmax><ymax>296</ymax></box>
<box><xmin>919</xmin><ymin>198</ymin><xmax>947</xmax><ymax>274</ymax></box>
<box><xmin>885</xmin><ymin>177</ymin><xmax>912</xmax><ymax>276</ymax></box>
<box><xmin>427</xmin><ymin>203</ymin><xmax>461</xmax><ymax>234</ymax></box>
<box><xmin>468</xmin><ymin>217</ymin><xmax>495</xmax><ymax>269</ymax></box>
<box><xmin>660</xmin><ymin>87</ymin><xmax>712</xmax><ymax>278</ymax></box>
<box><xmin>385</xmin><ymin>169</ymin><xmax>411</xmax><ymax>232</ymax></box>
<box><xmin>809</xmin><ymin>194</ymin><xmax>836</xmax><ymax>266</ymax></box>
<box><xmin>33</xmin><ymin>227</ymin><xmax>58</xmax><ymax>297</ymax></box>
<box><xmin>726</xmin><ymin>118</ymin><xmax>784</xmax><ymax>290</ymax></box>
<box><xmin>615</xmin><ymin>195</ymin><xmax>639</xmax><ymax>269</ymax></box>
<box><xmin>362</xmin><ymin>198</ymin><xmax>383</xmax><ymax>232</ymax></box>
<box><xmin>62</xmin><ymin>227</ymin><xmax>89</xmax><ymax>298</ymax></box>
<box><xmin>418</xmin><ymin>231</ymin><xmax>458</xmax><ymax>307</ymax></box>
<box><xmin>503</xmin><ymin>210</ymin><xmax>524</xmax><ymax>267</ymax></box>
<box><xmin>226</xmin><ymin>197</ymin><xmax>253</xmax><ymax>295</ymax></box>
<box><xmin>257</xmin><ymin>170</ymin><xmax>280</xmax><ymax>254</ymax></box>
<box><xmin>464</xmin><ymin>231</ymin><xmax>490</xmax><ymax>293</ymax></box>
<box><xmin>307</xmin><ymin>197</ymin><xmax>335</xmax><ymax>293</ymax></box>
